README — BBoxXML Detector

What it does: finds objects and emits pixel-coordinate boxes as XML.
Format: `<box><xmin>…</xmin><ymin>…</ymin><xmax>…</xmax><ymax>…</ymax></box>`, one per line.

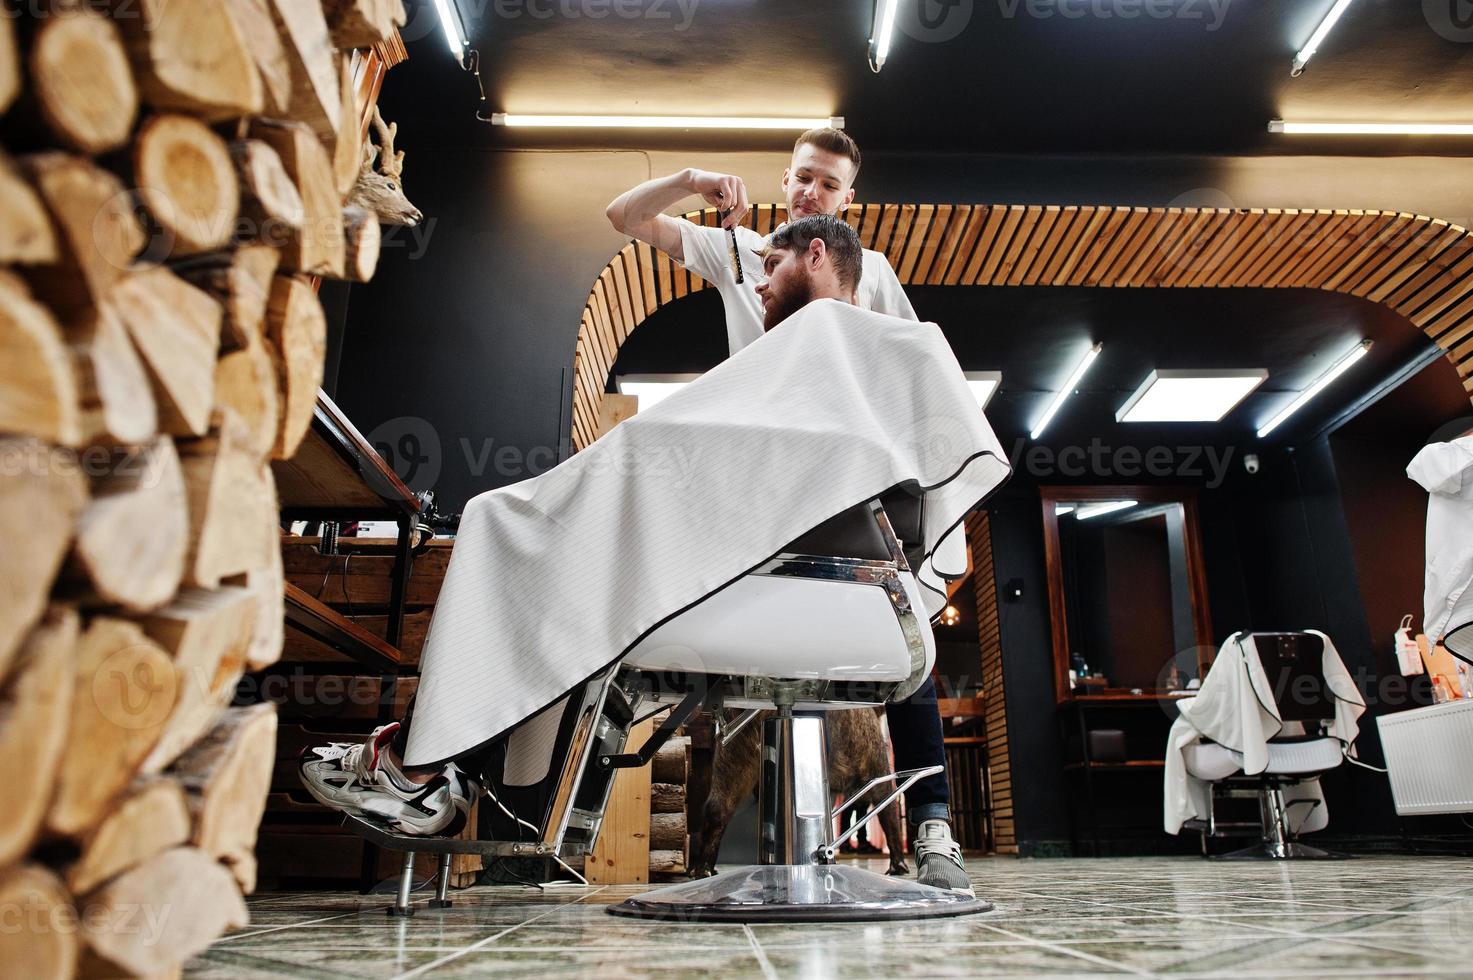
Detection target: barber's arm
<box><xmin>605</xmin><ymin>168</ymin><xmax>751</xmax><ymax>262</ymax></box>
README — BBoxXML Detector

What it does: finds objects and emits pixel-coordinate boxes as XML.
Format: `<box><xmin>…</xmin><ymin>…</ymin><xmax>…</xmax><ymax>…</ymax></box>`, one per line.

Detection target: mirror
<box><xmin>1041</xmin><ymin>487</ymin><xmax>1214</xmax><ymax>702</ymax></box>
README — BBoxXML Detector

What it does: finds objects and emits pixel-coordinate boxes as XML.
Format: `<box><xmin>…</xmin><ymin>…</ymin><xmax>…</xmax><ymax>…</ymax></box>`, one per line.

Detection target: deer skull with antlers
<box><xmin>349</xmin><ymin>106</ymin><xmax>424</xmax><ymax>227</ymax></box>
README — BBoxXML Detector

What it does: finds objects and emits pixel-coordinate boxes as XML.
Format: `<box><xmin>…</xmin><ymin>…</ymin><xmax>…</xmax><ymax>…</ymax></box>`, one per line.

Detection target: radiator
<box><xmin>1377</xmin><ymin>700</ymin><xmax>1473</xmax><ymax>815</ymax></box>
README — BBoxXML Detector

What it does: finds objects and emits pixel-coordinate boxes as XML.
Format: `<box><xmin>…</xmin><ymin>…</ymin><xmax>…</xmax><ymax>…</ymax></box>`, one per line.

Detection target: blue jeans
<box><xmin>885</xmin><ymin>675</ymin><xmax>951</xmax><ymax>826</ymax></box>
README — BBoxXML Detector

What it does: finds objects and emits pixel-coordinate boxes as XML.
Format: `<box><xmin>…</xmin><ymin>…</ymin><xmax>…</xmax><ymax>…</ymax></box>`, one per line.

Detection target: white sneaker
<box><xmin>298</xmin><ymin>723</ymin><xmax>477</xmax><ymax>836</ymax></box>
<box><xmin>913</xmin><ymin>819</ymin><xmax>975</xmax><ymax>897</ymax></box>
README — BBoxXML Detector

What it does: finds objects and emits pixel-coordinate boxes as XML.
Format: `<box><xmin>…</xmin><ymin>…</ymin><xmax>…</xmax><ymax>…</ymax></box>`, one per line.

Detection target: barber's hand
<box><xmin>688</xmin><ymin>170</ymin><xmax>749</xmax><ymax>229</ymax></box>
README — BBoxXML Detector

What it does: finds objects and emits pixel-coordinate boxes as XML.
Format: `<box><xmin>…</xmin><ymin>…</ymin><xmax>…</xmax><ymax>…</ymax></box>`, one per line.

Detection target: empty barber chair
<box><xmin>349</xmin><ymin>488</ymin><xmax>991</xmax><ymax>920</ymax></box>
<box><xmin>1181</xmin><ymin>631</ymin><xmax>1352</xmax><ymax>860</ymax></box>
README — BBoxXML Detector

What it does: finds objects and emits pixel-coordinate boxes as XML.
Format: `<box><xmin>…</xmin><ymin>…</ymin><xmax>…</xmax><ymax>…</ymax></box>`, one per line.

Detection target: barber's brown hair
<box><xmin>794</xmin><ymin>127</ymin><xmax>861</xmax><ymax>180</ymax></box>
<box><xmin>766</xmin><ymin>214</ymin><xmax>863</xmax><ymax>292</ymax></box>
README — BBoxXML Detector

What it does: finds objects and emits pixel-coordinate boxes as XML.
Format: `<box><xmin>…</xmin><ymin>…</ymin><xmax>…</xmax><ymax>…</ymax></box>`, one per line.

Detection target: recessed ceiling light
<box><xmin>964</xmin><ymin>371</ymin><xmax>1002</xmax><ymax>412</ymax></box>
<box><xmin>1256</xmin><ymin>340</ymin><xmax>1373</xmax><ymax>438</ymax></box>
<box><xmin>1116</xmin><ymin>369</ymin><xmax>1268</xmax><ymax>424</ymax></box>
<box><xmin>1076</xmin><ymin>500</ymin><xmax>1138</xmax><ymax>521</ymax></box>
<box><xmin>1291</xmin><ymin>0</ymin><xmax>1358</xmax><ymax>76</ymax></box>
<box><xmin>1030</xmin><ymin>344</ymin><xmax>1102</xmax><ymax>441</ymax></box>
<box><xmin>490</xmin><ymin>115</ymin><xmax>844</xmax><ymax>130</ymax></box>
<box><xmin>616</xmin><ymin>373</ymin><xmax>701</xmax><ymax>411</ymax></box>
<box><xmin>1270</xmin><ymin>120</ymin><xmax>1473</xmax><ymax>136</ymax></box>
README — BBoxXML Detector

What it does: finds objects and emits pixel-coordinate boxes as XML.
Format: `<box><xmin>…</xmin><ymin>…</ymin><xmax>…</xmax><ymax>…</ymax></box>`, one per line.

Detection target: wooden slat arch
<box><xmin>571</xmin><ymin>204</ymin><xmax>1473</xmax><ymax>450</ymax></box>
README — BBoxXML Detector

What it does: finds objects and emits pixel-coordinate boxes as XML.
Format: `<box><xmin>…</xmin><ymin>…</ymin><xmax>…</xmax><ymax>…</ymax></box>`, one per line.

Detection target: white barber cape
<box><xmin>679</xmin><ymin>221</ymin><xmax>917</xmax><ymax>356</ymax></box>
<box><xmin>1407</xmin><ymin>435</ymin><xmax>1473</xmax><ymax>646</ymax></box>
<box><xmin>404</xmin><ymin>299</ymin><xmax>1011</xmax><ymax>766</ymax></box>
<box><xmin>1163</xmin><ymin>631</ymin><xmax>1365</xmax><ymax>835</ymax></box>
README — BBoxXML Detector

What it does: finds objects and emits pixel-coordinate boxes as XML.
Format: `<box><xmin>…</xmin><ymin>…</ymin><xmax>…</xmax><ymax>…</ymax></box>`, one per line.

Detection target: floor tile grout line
<box><xmin>211</xmin><ymin>910</ymin><xmax>366</xmax><ymax>944</ymax></box>
<box><xmin>976</xmin><ymin>919</ymin><xmax>1161</xmax><ymax>978</ymax></box>
<box><xmin>742</xmin><ymin>924</ymin><xmax>780</xmax><ymax>980</ymax></box>
<box><xmin>388</xmin><ymin>885</ymin><xmax>609</xmax><ymax>980</ymax></box>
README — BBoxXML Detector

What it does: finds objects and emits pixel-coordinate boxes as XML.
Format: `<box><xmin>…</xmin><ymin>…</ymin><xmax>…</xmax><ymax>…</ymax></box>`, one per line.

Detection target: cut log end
<box><xmin>0</xmin><ymin>866</ymin><xmax>79</xmax><ymax>980</ymax></box>
<box><xmin>133</xmin><ymin>115</ymin><xmax>240</xmax><ymax>258</ymax></box>
<box><xmin>0</xmin><ymin>441</ymin><xmax>87</xmax><ymax>674</ymax></box>
<box><xmin>343</xmin><ymin>207</ymin><xmax>381</xmax><ymax>282</ymax></box>
<box><xmin>31</xmin><ymin>8</ymin><xmax>139</xmax><ymax>155</ymax></box>
<box><xmin>66</xmin><ymin>436</ymin><xmax>188</xmax><ymax>613</ymax></box>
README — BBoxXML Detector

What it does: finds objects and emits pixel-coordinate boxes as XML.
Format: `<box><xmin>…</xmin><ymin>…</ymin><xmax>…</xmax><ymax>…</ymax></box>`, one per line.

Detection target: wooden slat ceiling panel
<box><xmin>569</xmin><ymin>204</ymin><xmax>1473</xmax><ymax>451</ymax></box>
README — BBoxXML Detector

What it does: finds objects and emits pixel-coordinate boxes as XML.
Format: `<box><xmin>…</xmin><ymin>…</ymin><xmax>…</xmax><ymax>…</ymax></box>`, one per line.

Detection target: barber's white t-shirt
<box><xmin>679</xmin><ymin>221</ymin><xmax>918</xmax><ymax>356</ymax></box>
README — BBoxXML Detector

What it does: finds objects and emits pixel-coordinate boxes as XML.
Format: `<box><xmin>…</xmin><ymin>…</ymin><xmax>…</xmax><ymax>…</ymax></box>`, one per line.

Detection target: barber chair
<box><xmin>346</xmin><ymin>488</ymin><xmax>991</xmax><ymax>921</ymax></box>
<box><xmin>1181</xmin><ymin>631</ymin><xmax>1350</xmax><ymax>860</ymax></box>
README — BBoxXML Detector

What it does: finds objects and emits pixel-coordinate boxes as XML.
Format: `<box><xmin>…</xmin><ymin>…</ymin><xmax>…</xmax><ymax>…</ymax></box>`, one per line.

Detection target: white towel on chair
<box><xmin>404</xmin><ymin>300</ymin><xmax>1011</xmax><ymax>766</ymax></box>
<box><xmin>1163</xmin><ymin>631</ymin><xmax>1366</xmax><ymax>835</ymax></box>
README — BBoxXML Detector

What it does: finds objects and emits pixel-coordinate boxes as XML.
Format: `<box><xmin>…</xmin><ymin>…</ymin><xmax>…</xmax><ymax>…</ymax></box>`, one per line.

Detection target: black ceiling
<box><xmin>613</xmin><ymin>284</ymin><xmax>1459</xmax><ymax>448</ymax></box>
<box><xmin>433</xmin><ymin>0</ymin><xmax>1473</xmax><ymax>155</ymax></box>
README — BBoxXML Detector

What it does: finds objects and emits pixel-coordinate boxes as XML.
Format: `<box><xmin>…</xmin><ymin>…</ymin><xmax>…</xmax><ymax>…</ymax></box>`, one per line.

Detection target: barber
<box><xmin>606</xmin><ymin>128</ymin><xmax>973</xmax><ymax>897</ymax></box>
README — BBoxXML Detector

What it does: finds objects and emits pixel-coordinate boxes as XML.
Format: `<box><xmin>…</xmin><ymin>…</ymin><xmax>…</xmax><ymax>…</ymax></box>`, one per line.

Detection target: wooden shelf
<box><xmin>283</xmin><ymin>582</ymin><xmax>402</xmax><ymax>672</ymax></box>
<box><xmin>272</xmin><ymin>389</ymin><xmax>419</xmax><ymax>519</ymax></box>
<box><xmin>1063</xmin><ymin>760</ymin><xmax>1166</xmax><ymax>771</ymax></box>
<box><xmin>1063</xmin><ymin>692</ymin><xmax>1198</xmax><ymax>705</ymax></box>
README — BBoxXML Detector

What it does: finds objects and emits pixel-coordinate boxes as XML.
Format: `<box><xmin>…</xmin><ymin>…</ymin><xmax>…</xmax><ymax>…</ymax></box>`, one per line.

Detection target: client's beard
<box><xmin>762</xmin><ymin>271</ymin><xmax>814</xmax><ymax>332</ymax></box>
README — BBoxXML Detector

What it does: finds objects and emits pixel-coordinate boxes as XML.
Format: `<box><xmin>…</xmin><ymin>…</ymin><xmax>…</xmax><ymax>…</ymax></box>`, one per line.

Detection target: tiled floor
<box><xmin>187</xmin><ymin>856</ymin><xmax>1473</xmax><ymax>978</ymax></box>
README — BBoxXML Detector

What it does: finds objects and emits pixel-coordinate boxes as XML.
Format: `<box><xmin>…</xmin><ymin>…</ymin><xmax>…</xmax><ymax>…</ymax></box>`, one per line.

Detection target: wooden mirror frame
<box><xmin>1040</xmin><ymin>485</ymin><xmax>1214</xmax><ymax>704</ymax></box>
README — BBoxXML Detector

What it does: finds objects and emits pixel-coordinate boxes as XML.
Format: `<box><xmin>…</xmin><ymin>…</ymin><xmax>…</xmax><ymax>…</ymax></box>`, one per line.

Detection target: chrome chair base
<box><xmin>607</xmin><ymin>864</ymin><xmax>993</xmax><ymax>922</ymax></box>
<box><xmin>1216</xmin><ymin>840</ymin><xmax>1350</xmax><ymax>861</ymax></box>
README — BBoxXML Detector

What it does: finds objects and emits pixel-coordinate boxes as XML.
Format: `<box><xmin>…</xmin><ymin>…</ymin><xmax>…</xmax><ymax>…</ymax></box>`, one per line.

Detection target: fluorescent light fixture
<box><xmin>1291</xmin><ymin>0</ymin><xmax>1357</xmax><ymax>76</ymax></box>
<box><xmin>431</xmin><ymin>0</ymin><xmax>466</xmax><ymax>56</ymax></box>
<box><xmin>1270</xmin><ymin>120</ymin><xmax>1473</xmax><ymax>136</ymax></box>
<box><xmin>1116</xmin><ymin>369</ymin><xmax>1268</xmax><ymax>423</ymax></box>
<box><xmin>869</xmin><ymin>0</ymin><xmax>900</xmax><ymax>71</ymax></box>
<box><xmin>615</xmin><ymin>373</ymin><xmax>701</xmax><ymax>412</ymax></box>
<box><xmin>1030</xmin><ymin>343</ymin><xmax>1102</xmax><ymax>441</ymax></box>
<box><xmin>1076</xmin><ymin>500</ymin><xmax>1138</xmax><ymax>521</ymax></box>
<box><xmin>490</xmin><ymin>114</ymin><xmax>844</xmax><ymax>130</ymax></box>
<box><xmin>964</xmin><ymin>371</ymin><xmax>1002</xmax><ymax>412</ymax></box>
<box><xmin>1256</xmin><ymin>340</ymin><xmax>1373</xmax><ymax>438</ymax></box>
<box><xmin>1055</xmin><ymin>504</ymin><xmax>1077</xmax><ymax>516</ymax></box>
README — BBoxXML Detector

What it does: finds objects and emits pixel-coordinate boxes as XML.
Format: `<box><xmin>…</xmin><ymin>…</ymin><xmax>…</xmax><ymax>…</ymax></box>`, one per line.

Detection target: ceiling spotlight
<box><xmin>1292</xmin><ymin>0</ymin><xmax>1357</xmax><ymax>76</ymax></box>
<box><xmin>1116</xmin><ymin>369</ymin><xmax>1268</xmax><ymax>423</ymax></box>
<box><xmin>1256</xmin><ymin>340</ymin><xmax>1373</xmax><ymax>438</ymax></box>
<box><xmin>869</xmin><ymin>0</ymin><xmax>900</xmax><ymax>72</ymax></box>
<box><xmin>1030</xmin><ymin>343</ymin><xmax>1102</xmax><ymax>441</ymax></box>
<box><xmin>490</xmin><ymin>115</ymin><xmax>844</xmax><ymax>130</ymax></box>
<box><xmin>940</xmin><ymin>604</ymin><xmax>961</xmax><ymax>627</ymax></box>
<box><xmin>1270</xmin><ymin>120</ymin><xmax>1473</xmax><ymax>136</ymax></box>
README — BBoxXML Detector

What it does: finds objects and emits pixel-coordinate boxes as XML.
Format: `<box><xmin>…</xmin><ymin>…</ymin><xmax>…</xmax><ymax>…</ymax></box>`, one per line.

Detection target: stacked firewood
<box><xmin>650</xmin><ymin>736</ymin><xmax>691</xmax><ymax>878</ymax></box>
<box><xmin>0</xmin><ymin>0</ymin><xmax>404</xmax><ymax>976</ymax></box>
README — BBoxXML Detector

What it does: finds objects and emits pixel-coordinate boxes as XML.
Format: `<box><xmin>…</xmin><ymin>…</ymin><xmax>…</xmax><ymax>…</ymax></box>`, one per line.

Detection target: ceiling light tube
<box><xmin>1256</xmin><ymin>340</ymin><xmax>1372</xmax><ymax>438</ymax></box>
<box><xmin>490</xmin><ymin>114</ymin><xmax>844</xmax><ymax>130</ymax></box>
<box><xmin>1030</xmin><ymin>343</ymin><xmax>1102</xmax><ymax>441</ymax></box>
<box><xmin>1076</xmin><ymin>500</ymin><xmax>1138</xmax><ymax>521</ymax></box>
<box><xmin>1292</xmin><ymin>0</ymin><xmax>1357</xmax><ymax>76</ymax></box>
<box><xmin>432</xmin><ymin>0</ymin><xmax>466</xmax><ymax>56</ymax></box>
<box><xmin>1270</xmin><ymin>120</ymin><xmax>1473</xmax><ymax>136</ymax></box>
<box><xmin>869</xmin><ymin>0</ymin><xmax>900</xmax><ymax>71</ymax></box>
